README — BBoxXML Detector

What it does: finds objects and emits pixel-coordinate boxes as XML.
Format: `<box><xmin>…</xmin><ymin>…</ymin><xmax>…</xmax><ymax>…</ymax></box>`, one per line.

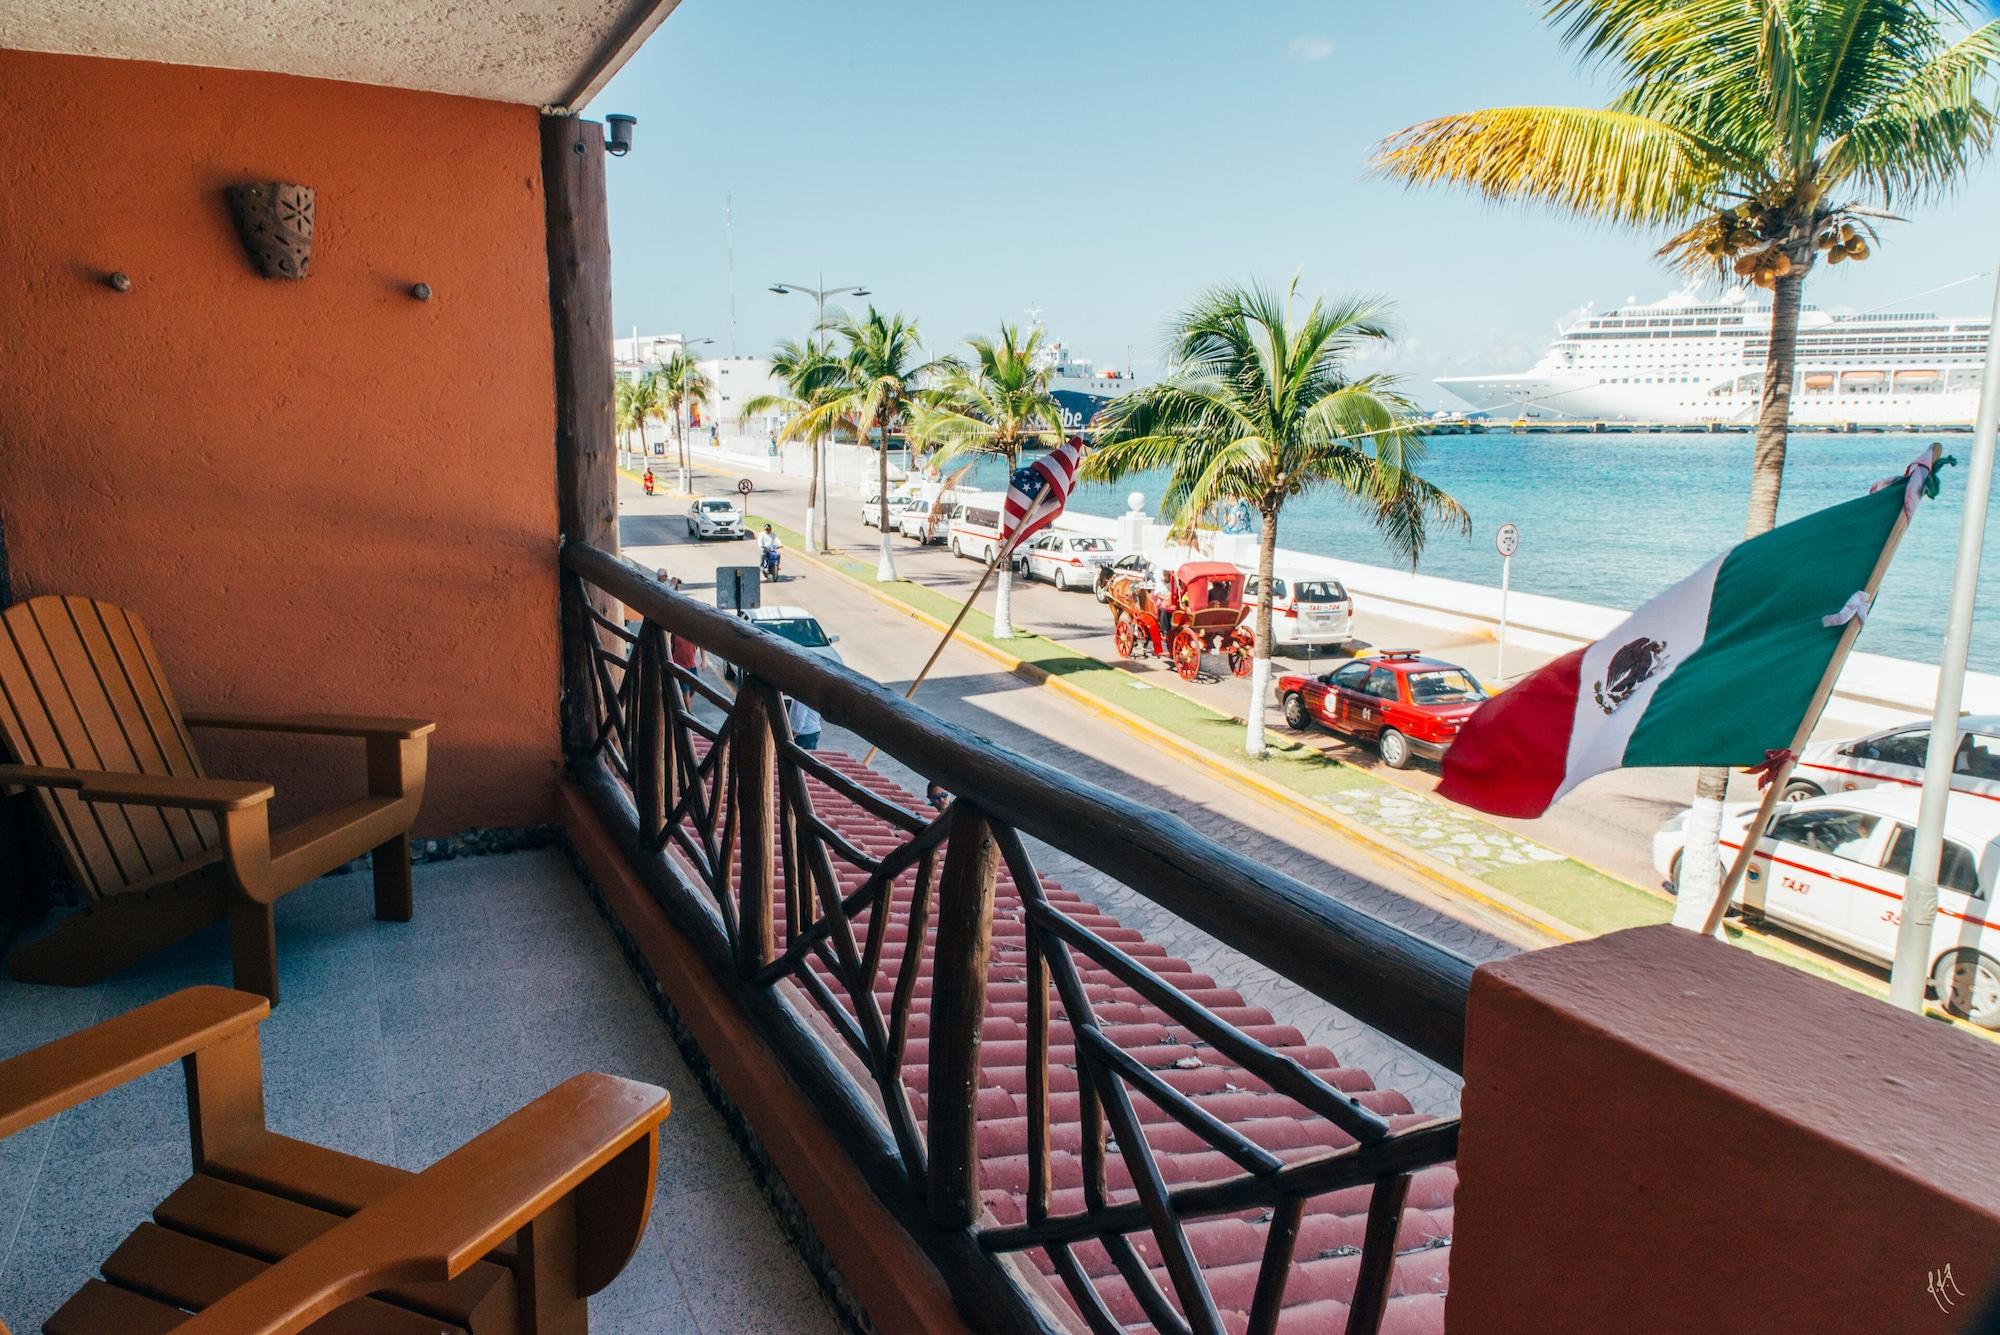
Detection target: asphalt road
<box><xmin>617</xmin><ymin>480</ymin><xmax>1533</xmax><ymax>961</ymax></box>
<box><xmin>684</xmin><ymin>466</ymin><xmax>1900</xmax><ymax>892</ymax></box>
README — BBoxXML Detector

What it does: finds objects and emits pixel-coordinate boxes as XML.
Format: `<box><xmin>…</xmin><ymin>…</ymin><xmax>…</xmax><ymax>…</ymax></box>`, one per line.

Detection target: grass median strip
<box><xmin>754</xmin><ymin>518</ymin><xmax>1663</xmax><ymax>925</ymax></box>
<box><xmin>748</xmin><ymin>514</ymin><xmax>2000</xmax><ymax>1036</ymax></box>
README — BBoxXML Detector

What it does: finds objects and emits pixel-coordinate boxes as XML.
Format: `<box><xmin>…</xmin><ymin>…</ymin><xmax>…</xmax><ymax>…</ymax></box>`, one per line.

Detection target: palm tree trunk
<box><xmin>676</xmin><ymin>415</ymin><xmax>689</xmax><ymax>495</ymax></box>
<box><xmin>993</xmin><ymin>445</ymin><xmax>1019</xmax><ymax>638</ymax></box>
<box><xmin>1245</xmin><ymin>506</ymin><xmax>1280</xmax><ymax>757</ymax></box>
<box><xmin>876</xmin><ymin>416</ymin><xmax>897</xmax><ymax>581</ymax></box>
<box><xmin>813</xmin><ymin>434</ymin><xmax>830</xmax><ymax>551</ymax></box>
<box><xmin>803</xmin><ymin>428</ymin><xmax>820</xmax><ymax>555</ymax></box>
<box><xmin>1676</xmin><ymin>259</ymin><xmax>1810</xmax><ymax>933</ymax></box>
<box><xmin>1745</xmin><ymin>263</ymin><xmax>1806</xmax><ymax>535</ymax></box>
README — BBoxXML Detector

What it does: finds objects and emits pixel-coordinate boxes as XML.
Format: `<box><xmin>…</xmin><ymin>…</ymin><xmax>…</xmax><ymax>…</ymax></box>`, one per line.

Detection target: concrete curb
<box><xmin>771</xmin><ymin>530</ymin><xmax>1574</xmax><ymax>947</ymax></box>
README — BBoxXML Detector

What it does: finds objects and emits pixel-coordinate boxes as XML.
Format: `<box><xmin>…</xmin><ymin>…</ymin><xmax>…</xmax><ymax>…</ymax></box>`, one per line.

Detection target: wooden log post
<box><xmin>731</xmin><ymin>682</ymin><xmax>777</xmax><ymax>978</ymax></box>
<box><xmin>633</xmin><ymin>625</ymin><xmax>666</xmax><ymax>848</ymax></box>
<box><xmin>543</xmin><ymin>113</ymin><xmax>619</xmax><ymax>760</ymax></box>
<box><xmin>926</xmin><ymin>801</ymin><xmax>999</xmax><ymax>1229</ymax></box>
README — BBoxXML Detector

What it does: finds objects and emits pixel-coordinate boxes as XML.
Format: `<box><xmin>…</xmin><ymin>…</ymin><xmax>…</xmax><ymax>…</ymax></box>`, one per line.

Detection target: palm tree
<box><xmin>908</xmin><ymin>323</ymin><xmax>1067</xmax><ymax>636</ymax></box>
<box><xmin>615</xmin><ymin>374</ymin><xmax>661</xmax><ymax>470</ymax></box>
<box><xmin>1089</xmin><ymin>281</ymin><xmax>1467</xmax><ymax>756</ymax></box>
<box><xmin>652</xmin><ymin>350</ymin><xmax>714</xmax><ymax>495</ymax></box>
<box><xmin>792</xmin><ymin>307</ymin><xmax>951</xmax><ymax>580</ymax></box>
<box><xmin>739</xmin><ymin>338</ymin><xmax>841</xmax><ymax>551</ymax></box>
<box><xmin>1371</xmin><ymin>0</ymin><xmax>2000</xmax><ymax>920</ymax></box>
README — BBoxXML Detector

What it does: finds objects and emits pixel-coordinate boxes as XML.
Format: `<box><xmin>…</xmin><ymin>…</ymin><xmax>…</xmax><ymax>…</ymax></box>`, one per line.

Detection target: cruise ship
<box><xmin>1436</xmin><ymin>287</ymin><xmax>1989</xmax><ymax>427</ymax></box>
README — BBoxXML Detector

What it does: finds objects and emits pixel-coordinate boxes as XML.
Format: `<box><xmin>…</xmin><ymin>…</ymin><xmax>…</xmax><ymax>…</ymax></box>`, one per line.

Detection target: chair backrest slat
<box><xmin>0</xmin><ymin>597</ymin><xmax>215</xmax><ymax>900</ymax></box>
<box><xmin>66</xmin><ymin>601</ymin><xmax>216</xmax><ymax>860</ymax></box>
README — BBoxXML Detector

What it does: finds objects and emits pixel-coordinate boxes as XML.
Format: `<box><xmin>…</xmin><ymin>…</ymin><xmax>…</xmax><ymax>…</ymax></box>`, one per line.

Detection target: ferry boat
<box><xmin>1042</xmin><ymin>339</ymin><xmax>1140</xmax><ymax>432</ymax></box>
<box><xmin>1436</xmin><ymin>287</ymin><xmax>1989</xmax><ymax>427</ymax></box>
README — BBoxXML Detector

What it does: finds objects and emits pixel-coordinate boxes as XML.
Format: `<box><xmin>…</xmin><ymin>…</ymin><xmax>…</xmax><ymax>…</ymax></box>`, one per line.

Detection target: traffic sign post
<box><xmin>1494</xmin><ymin>523</ymin><xmax>1519</xmax><ymax>683</ymax></box>
<box><xmin>716</xmin><ymin>566</ymin><xmax>761</xmax><ymax>614</ymax></box>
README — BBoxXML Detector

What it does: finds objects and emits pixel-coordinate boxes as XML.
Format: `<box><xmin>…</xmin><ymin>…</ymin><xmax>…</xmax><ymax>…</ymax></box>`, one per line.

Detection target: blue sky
<box><xmin>599</xmin><ymin>0</ymin><xmax>2000</xmax><ymax>407</ymax></box>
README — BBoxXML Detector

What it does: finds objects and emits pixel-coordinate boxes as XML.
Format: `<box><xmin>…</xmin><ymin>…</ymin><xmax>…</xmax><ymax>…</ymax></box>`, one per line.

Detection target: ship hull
<box><xmin>1437</xmin><ymin>372</ymin><xmax>1981</xmax><ymax>428</ymax></box>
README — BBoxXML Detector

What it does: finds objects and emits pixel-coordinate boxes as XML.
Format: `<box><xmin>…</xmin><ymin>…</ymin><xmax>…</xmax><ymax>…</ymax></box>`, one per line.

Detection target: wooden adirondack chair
<box><xmin>0</xmin><ymin>595</ymin><xmax>434</xmax><ymax>1003</ymax></box>
<box><xmin>0</xmin><ymin>987</ymin><xmax>671</xmax><ymax>1334</ymax></box>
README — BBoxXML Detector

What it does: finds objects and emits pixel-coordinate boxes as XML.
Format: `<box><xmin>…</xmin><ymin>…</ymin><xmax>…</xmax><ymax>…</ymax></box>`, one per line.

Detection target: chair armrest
<box><xmin>0</xmin><ymin>987</ymin><xmax>268</xmax><ymax>1138</ymax></box>
<box><xmin>0</xmin><ymin>764</ymin><xmax>274</xmax><ymax>812</ymax></box>
<box><xmin>174</xmin><ymin>1073</ymin><xmax>670</xmax><ymax>1335</ymax></box>
<box><xmin>182</xmin><ymin>712</ymin><xmax>436</xmax><ymax>741</ymax></box>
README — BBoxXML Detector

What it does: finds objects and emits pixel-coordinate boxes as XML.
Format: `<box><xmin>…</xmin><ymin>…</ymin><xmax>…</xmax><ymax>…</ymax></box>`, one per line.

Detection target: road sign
<box><xmin>736</xmin><ymin>477</ymin><xmax>754</xmax><ymax>496</ymax></box>
<box><xmin>716</xmin><ymin>566</ymin><xmax>761</xmax><ymax>613</ymax></box>
<box><xmin>1495</xmin><ymin>522</ymin><xmax>1520</xmax><ymax>558</ymax></box>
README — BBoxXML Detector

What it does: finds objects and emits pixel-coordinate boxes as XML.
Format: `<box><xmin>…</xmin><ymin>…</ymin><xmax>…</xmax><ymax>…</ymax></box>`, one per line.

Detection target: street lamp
<box><xmin>771</xmin><ymin>277</ymin><xmax>869</xmax><ymax>555</ymax></box>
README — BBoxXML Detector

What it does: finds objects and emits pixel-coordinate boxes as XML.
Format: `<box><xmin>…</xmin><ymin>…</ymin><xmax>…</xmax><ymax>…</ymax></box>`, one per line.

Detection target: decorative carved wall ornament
<box><xmin>226</xmin><ymin>182</ymin><xmax>315</xmax><ymax>279</ymax></box>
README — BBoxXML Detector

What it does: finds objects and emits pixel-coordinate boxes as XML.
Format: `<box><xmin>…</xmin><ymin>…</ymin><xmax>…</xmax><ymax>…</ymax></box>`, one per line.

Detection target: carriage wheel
<box><xmin>1173</xmin><ymin>630</ymin><xmax>1203</xmax><ymax>681</ymax></box>
<box><xmin>1114</xmin><ymin>614</ymin><xmax>1138</xmax><ymax>659</ymax></box>
<box><xmin>1229</xmin><ymin>647</ymin><xmax>1254</xmax><ymax>679</ymax></box>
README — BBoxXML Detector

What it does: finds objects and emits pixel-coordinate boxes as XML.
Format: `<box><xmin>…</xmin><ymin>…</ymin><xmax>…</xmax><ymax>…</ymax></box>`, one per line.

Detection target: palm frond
<box><xmin>1090</xmin><ymin>281</ymin><xmax>1462</xmax><ymax>569</ymax></box>
<box><xmin>1821</xmin><ymin>18</ymin><xmax>2000</xmax><ymax>202</ymax></box>
<box><xmin>1370</xmin><ymin>105</ymin><xmax>1731</xmax><ymax>225</ymax></box>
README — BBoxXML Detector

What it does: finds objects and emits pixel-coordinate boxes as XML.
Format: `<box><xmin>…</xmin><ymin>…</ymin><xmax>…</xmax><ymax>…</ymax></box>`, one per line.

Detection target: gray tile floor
<box><xmin>0</xmin><ymin>848</ymin><xmax>843</xmax><ymax>1335</ymax></box>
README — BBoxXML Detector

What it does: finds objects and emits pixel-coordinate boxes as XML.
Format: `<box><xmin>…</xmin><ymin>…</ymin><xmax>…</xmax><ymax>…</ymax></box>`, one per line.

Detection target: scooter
<box><xmin>760</xmin><ymin>547</ymin><xmax>782</xmax><ymax>581</ymax></box>
<box><xmin>641</xmin><ymin>470</ymin><xmax>656</xmax><ymax>496</ymax></box>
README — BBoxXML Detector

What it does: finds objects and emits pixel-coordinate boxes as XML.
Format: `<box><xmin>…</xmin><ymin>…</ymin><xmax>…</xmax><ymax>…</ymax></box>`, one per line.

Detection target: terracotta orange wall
<box><xmin>1447</xmin><ymin>925</ymin><xmax>2000</xmax><ymax>1333</ymax></box>
<box><xmin>0</xmin><ymin>50</ymin><xmax>559</xmax><ymax>837</ymax></box>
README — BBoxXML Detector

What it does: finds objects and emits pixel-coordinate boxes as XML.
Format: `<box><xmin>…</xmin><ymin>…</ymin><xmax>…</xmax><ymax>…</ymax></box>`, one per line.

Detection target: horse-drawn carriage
<box><xmin>1104</xmin><ymin>559</ymin><xmax>1256</xmax><ymax>681</ymax></box>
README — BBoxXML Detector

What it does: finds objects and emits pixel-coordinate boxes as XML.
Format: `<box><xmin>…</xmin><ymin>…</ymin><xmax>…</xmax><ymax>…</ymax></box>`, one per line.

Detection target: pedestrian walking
<box><xmin>665</xmin><ymin>575</ymin><xmax>703</xmax><ymax>686</ymax></box>
<box><xmin>787</xmin><ymin>694</ymin><xmax>822</xmax><ymax>751</ymax></box>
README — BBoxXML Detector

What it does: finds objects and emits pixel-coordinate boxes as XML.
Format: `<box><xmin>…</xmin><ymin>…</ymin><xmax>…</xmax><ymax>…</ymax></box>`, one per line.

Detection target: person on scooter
<box><xmin>758</xmin><ymin>524</ymin><xmax>781</xmax><ymax>580</ymax></box>
<box><xmin>642</xmin><ymin>467</ymin><xmax>656</xmax><ymax>495</ymax></box>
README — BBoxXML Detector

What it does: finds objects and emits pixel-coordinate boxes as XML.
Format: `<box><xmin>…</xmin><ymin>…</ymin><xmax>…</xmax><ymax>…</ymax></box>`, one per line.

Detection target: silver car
<box><xmin>741</xmin><ymin>606</ymin><xmax>843</xmax><ymax>666</ymax></box>
<box><xmin>686</xmin><ymin>497</ymin><xmax>746</xmax><ymax>540</ymax></box>
<box><xmin>860</xmin><ymin>495</ymin><xmax>922</xmax><ymax>529</ymax></box>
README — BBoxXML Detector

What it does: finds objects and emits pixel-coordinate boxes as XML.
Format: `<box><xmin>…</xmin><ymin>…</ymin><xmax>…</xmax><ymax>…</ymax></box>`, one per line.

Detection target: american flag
<box><xmin>1002</xmin><ymin>435</ymin><xmax>1087</xmax><ymax>550</ymax></box>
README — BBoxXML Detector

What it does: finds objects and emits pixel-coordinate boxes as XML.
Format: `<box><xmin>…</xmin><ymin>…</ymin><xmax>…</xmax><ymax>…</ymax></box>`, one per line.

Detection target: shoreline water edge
<box><xmin>668</xmin><ymin>430</ymin><xmax>2000</xmax><ymax>728</ymax></box>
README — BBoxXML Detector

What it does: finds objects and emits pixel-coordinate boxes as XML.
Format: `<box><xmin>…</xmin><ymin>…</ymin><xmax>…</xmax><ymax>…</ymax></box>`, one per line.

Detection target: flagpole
<box><xmin>1887</xmin><ymin>273</ymin><xmax>2000</xmax><ymax>1011</ymax></box>
<box><xmin>859</xmin><ymin>523</ymin><xmax>1033</xmax><ymax>768</ymax></box>
<box><xmin>1700</xmin><ymin>443</ymin><xmax>1943</xmax><ymax>936</ymax></box>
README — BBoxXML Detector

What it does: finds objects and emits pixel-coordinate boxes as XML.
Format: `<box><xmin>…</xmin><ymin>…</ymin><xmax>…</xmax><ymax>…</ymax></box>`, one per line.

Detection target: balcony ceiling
<box><xmin>0</xmin><ymin>0</ymin><xmax>678</xmax><ymax>107</ymax></box>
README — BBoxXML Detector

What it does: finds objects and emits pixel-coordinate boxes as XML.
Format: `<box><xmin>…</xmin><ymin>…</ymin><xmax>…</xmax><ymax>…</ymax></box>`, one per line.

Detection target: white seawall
<box><xmin>685</xmin><ymin>431</ymin><xmax>1997</xmax><ymax>732</ymax></box>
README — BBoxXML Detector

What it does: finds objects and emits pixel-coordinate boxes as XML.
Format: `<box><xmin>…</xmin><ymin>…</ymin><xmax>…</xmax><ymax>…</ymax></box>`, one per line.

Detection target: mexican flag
<box><xmin>1438</xmin><ymin>472</ymin><xmax>1926</xmax><ymax>819</ymax></box>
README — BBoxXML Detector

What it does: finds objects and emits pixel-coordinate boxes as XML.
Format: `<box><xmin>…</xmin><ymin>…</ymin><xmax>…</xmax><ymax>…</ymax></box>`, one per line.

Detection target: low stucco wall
<box><xmin>0</xmin><ymin>49</ymin><xmax>560</xmax><ymax>837</ymax></box>
<box><xmin>1446</xmin><ymin>925</ymin><xmax>2000</xmax><ymax>1333</ymax></box>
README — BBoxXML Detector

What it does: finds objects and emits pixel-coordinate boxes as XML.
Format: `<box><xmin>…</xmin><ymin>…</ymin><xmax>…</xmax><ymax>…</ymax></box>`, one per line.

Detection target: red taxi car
<box><xmin>1275</xmin><ymin>650</ymin><xmax>1488</xmax><ymax>769</ymax></box>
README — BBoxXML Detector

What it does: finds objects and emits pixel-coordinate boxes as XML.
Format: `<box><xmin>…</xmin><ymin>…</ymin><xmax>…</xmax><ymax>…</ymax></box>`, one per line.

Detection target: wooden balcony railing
<box><xmin>559</xmin><ymin>542</ymin><xmax>1475</xmax><ymax>1335</ymax></box>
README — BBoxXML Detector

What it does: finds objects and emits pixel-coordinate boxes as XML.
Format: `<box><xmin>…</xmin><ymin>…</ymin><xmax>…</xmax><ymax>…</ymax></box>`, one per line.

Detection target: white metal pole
<box><xmin>1497</xmin><ymin>553</ymin><xmax>1511</xmax><ymax>683</ymax></box>
<box><xmin>1888</xmin><ymin>272</ymin><xmax>2000</xmax><ymax>1011</ymax></box>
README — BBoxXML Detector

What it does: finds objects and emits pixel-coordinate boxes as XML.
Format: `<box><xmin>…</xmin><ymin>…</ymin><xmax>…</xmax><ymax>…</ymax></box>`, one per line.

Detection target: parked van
<box><xmin>1653</xmin><ymin>787</ymin><xmax>2000</xmax><ymax>1027</ymax></box>
<box><xmin>1243</xmin><ymin>573</ymin><xmax>1353</xmax><ymax>648</ymax></box>
<box><xmin>946</xmin><ymin>498</ymin><xmax>1008</xmax><ymax>562</ymax></box>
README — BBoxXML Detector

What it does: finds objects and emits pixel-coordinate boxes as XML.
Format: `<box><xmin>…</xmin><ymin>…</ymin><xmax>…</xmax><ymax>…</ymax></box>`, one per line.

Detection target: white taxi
<box><xmin>1653</xmin><ymin>787</ymin><xmax>2000</xmax><ymax>1027</ymax></box>
<box><xmin>1243</xmin><ymin>573</ymin><xmax>1352</xmax><ymax>649</ymax></box>
<box><xmin>1786</xmin><ymin>715</ymin><xmax>2000</xmax><ymax>806</ymax></box>
<box><xmin>1017</xmin><ymin>531</ymin><xmax>1116</xmax><ymax>592</ymax></box>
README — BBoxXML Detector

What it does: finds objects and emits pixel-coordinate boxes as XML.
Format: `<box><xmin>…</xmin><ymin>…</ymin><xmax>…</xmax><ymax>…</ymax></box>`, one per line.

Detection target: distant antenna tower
<box><xmin>1024</xmin><ymin>304</ymin><xmax>1045</xmax><ymax>331</ymax></box>
<box><xmin>726</xmin><ymin>194</ymin><xmax>738</xmax><ymax>355</ymax></box>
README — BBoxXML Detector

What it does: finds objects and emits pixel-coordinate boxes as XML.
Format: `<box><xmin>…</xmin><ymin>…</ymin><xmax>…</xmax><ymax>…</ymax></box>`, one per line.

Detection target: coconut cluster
<box><xmin>1817</xmin><ymin>222</ymin><xmax>1870</xmax><ymax>266</ymax></box>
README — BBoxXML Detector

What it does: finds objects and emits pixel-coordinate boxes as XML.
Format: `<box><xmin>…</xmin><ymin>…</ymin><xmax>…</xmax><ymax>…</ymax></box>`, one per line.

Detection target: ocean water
<box><xmin>959</xmin><ymin>432</ymin><xmax>2000</xmax><ymax>673</ymax></box>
